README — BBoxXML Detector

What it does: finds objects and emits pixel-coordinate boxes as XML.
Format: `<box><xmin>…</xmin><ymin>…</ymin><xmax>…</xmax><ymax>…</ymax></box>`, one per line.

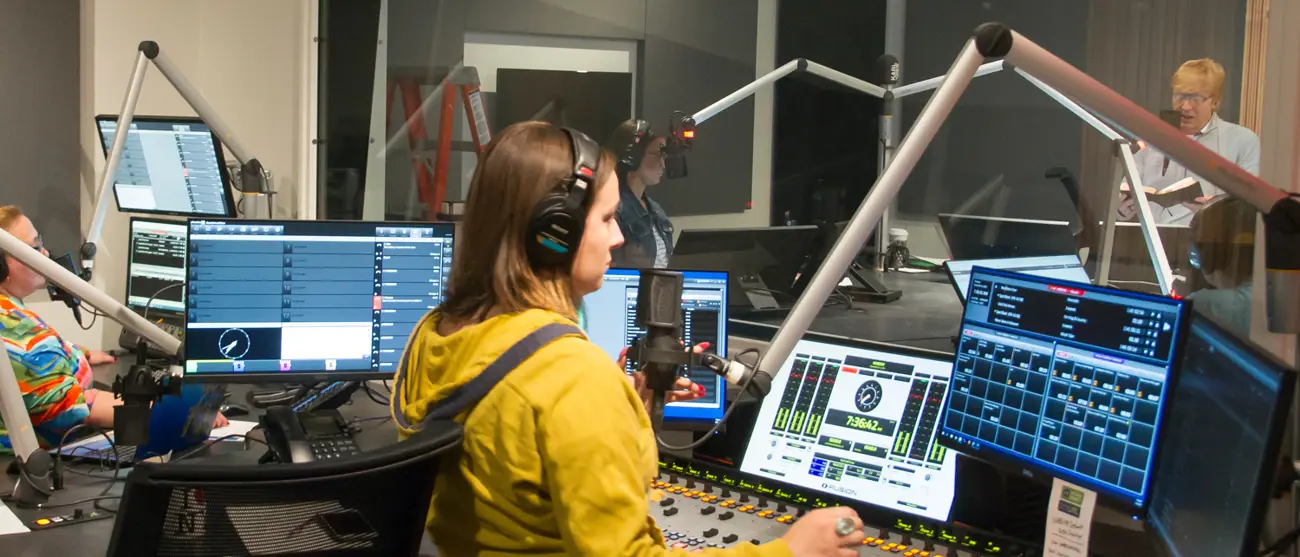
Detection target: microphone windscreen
<box><xmin>635</xmin><ymin>270</ymin><xmax>684</xmax><ymax>330</ymax></box>
<box><xmin>875</xmin><ymin>54</ymin><xmax>900</xmax><ymax>85</ymax></box>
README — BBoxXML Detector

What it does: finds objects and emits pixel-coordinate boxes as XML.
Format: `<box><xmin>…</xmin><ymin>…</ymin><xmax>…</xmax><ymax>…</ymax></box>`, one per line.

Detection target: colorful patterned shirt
<box><xmin>0</xmin><ymin>294</ymin><xmax>93</xmax><ymax>452</ymax></box>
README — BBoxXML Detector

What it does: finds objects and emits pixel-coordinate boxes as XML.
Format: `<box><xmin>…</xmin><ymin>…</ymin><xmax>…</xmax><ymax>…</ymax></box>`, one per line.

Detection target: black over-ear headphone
<box><xmin>0</xmin><ymin>251</ymin><xmax>8</xmax><ymax>284</ymax></box>
<box><xmin>526</xmin><ymin>127</ymin><xmax>602</xmax><ymax>267</ymax></box>
<box><xmin>610</xmin><ymin>120</ymin><xmax>654</xmax><ymax>171</ymax></box>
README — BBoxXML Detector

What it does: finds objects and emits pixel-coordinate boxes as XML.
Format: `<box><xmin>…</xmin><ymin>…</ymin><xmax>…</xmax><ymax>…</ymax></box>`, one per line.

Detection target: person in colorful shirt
<box><xmin>0</xmin><ymin>205</ymin><xmax>121</xmax><ymax>451</ymax></box>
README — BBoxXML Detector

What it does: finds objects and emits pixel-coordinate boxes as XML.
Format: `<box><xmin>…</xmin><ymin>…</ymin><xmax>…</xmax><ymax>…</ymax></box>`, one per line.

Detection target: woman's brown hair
<box><xmin>439</xmin><ymin>121</ymin><xmax>616</xmax><ymax>322</ymax></box>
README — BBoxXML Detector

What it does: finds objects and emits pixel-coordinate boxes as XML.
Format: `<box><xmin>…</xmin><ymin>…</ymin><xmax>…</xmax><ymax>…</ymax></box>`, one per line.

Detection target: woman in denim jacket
<box><xmin>607</xmin><ymin>119</ymin><xmax>674</xmax><ymax>269</ymax></box>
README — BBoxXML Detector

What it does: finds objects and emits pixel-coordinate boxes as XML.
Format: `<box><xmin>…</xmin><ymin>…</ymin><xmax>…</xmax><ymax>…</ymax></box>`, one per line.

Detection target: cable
<box><xmin>34</xmin><ymin>495</ymin><xmax>123</xmax><ymax>510</ymax></box>
<box><xmin>653</xmin><ymin>348</ymin><xmax>763</xmax><ymax>452</ymax></box>
<box><xmin>142</xmin><ymin>282</ymin><xmax>185</xmax><ymax>323</ymax></box>
<box><xmin>169</xmin><ymin>434</ymin><xmax>267</xmax><ymax>463</ymax></box>
<box><xmin>53</xmin><ymin>424</ymin><xmax>116</xmax><ymax>491</ymax></box>
<box><xmin>363</xmin><ymin>382</ymin><xmax>389</xmax><ymax>406</ymax></box>
<box><xmin>1262</xmin><ymin>525</ymin><xmax>1300</xmax><ymax>557</ymax></box>
<box><xmin>76</xmin><ymin>308</ymin><xmax>98</xmax><ymax>331</ymax></box>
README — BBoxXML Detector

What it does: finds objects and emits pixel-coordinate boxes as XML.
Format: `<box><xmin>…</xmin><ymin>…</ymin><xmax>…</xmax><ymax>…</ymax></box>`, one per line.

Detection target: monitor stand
<box><xmin>840</xmin><ymin>262</ymin><xmax>903</xmax><ymax>304</ymax></box>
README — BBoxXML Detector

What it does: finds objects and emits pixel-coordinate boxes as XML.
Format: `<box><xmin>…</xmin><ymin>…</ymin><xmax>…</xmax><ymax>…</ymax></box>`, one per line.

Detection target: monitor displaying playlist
<box><xmin>96</xmin><ymin>115</ymin><xmax>234</xmax><ymax>217</ymax></box>
<box><xmin>740</xmin><ymin>339</ymin><xmax>958</xmax><ymax>522</ymax></box>
<box><xmin>184</xmin><ymin>220</ymin><xmax>454</xmax><ymax>381</ymax></box>
<box><xmin>581</xmin><ymin>268</ymin><xmax>728</xmax><ymax>425</ymax></box>
<box><xmin>126</xmin><ymin>217</ymin><xmax>188</xmax><ymax>317</ymax></box>
<box><xmin>945</xmin><ymin>255</ymin><xmax>1090</xmax><ymax>302</ymax></box>
<box><xmin>939</xmin><ymin>267</ymin><xmax>1186</xmax><ymax>510</ymax></box>
<box><xmin>1147</xmin><ymin>315</ymin><xmax>1294</xmax><ymax>557</ymax></box>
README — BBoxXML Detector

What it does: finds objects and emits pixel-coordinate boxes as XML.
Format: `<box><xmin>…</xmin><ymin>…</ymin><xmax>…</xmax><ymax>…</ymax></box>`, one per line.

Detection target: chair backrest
<box><xmin>106</xmin><ymin>419</ymin><xmax>464</xmax><ymax>557</ymax></box>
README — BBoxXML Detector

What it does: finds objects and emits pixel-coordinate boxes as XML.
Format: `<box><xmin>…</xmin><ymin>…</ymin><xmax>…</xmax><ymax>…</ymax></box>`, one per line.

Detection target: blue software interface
<box><xmin>582</xmin><ymin>269</ymin><xmax>728</xmax><ymax>424</ymax></box>
<box><xmin>938</xmin><ymin>267</ymin><xmax>1186</xmax><ymax>509</ymax></box>
<box><xmin>184</xmin><ymin>220</ymin><xmax>454</xmax><ymax>378</ymax></box>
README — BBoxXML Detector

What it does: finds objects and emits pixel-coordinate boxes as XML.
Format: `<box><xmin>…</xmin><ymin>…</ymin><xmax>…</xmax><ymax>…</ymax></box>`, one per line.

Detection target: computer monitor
<box><xmin>581</xmin><ymin>268</ymin><xmax>729</xmax><ymax>427</ymax></box>
<box><xmin>937</xmin><ymin>214</ymin><xmax>1078</xmax><ymax>260</ymax></box>
<box><xmin>126</xmin><ymin>216</ymin><xmax>188</xmax><ymax>320</ymax></box>
<box><xmin>183</xmin><ymin>220</ymin><xmax>455</xmax><ymax>382</ymax></box>
<box><xmin>739</xmin><ymin>338</ymin><xmax>959</xmax><ymax>522</ymax></box>
<box><xmin>671</xmin><ymin>226</ymin><xmax>820</xmax><ymax>310</ymax></box>
<box><xmin>938</xmin><ymin>267</ymin><xmax>1188</xmax><ymax>510</ymax></box>
<box><xmin>95</xmin><ymin>115</ymin><xmax>235</xmax><ymax>217</ymax></box>
<box><xmin>1146</xmin><ymin>314</ymin><xmax>1295</xmax><ymax>557</ymax></box>
<box><xmin>944</xmin><ymin>255</ymin><xmax>1090</xmax><ymax>303</ymax></box>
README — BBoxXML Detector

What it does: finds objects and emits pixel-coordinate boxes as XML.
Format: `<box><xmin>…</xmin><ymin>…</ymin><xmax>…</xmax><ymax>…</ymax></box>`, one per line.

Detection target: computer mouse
<box><xmin>220</xmin><ymin>402</ymin><xmax>251</xmax><ymax>418</ymax></box>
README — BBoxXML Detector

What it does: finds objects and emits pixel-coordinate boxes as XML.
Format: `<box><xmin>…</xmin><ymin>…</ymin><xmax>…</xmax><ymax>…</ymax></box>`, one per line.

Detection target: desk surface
<box><xmin>2</xmin><ymin>361</ymin><xmax>401</xmax><ymax>555</ymax></box>
<box><xmin>737</xmin><ymin>270</ymin><xmax>964</xmax><ymax>353</ymax></box>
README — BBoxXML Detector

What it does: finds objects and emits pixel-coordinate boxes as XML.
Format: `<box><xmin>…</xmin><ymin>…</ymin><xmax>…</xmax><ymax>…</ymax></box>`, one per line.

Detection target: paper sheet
<box><xmin>0</xmin><ymin>502</ymin><xmax>31</xmax><ymax>536</ymax></box>
<box><xmin>209</xmin><ymin>420</ymin><xmax>259</xmax><ymax>439</ymax></box>
<box><xmin>1043</xmin><ymin>478</ymin><xmax>1096</xmax><ymax>557</ymax></box>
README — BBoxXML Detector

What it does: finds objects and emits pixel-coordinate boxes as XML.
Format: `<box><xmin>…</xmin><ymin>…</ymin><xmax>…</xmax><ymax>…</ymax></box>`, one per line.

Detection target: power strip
<box><xmin>29</xmin><ymin>507</ymin><xmax>114</xmax><ymax>530</ymax></box>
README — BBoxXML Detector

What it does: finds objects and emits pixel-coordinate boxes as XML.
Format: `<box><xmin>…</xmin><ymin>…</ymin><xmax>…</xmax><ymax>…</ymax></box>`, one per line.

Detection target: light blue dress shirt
<box><xmin>1130</xmin><ymin>114</ymin><xmax>1261</xmax><ymax>224</ymax></box>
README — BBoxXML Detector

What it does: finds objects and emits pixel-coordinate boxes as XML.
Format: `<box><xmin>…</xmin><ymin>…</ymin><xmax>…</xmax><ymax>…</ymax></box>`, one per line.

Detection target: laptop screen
<box><xmin>946</xmin><ymin>255</ymin><xmax>1090</xmax><ymax>302</ymax></box>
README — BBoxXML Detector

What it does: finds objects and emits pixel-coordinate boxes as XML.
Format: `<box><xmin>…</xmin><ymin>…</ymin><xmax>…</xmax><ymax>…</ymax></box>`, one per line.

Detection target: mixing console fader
<box><xmin>648</xmin><ymin>465</ymin><xmax>1037</xmax><ymax>556</ymax></box>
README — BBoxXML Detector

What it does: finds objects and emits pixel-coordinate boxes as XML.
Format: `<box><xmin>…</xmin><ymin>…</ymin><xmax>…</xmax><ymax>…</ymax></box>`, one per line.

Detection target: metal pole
<box><xmin>801</xmin><ymin>61</ymin><xmax>887</xmax><ymax>98</ymax></box>
<box><xmin>892</xmin><ymin>60</ymin><xmax>1004</xmax><ymax>98</ymax></box>
<box><xmin>84</xmin><ymin>51</ymin><xmax>150</xmax><ymax>276</ymax></box>
<box><xmin>144</xmin><ymin>43</ymin><xmax>254</xmax><ymax>165</ymax></box>
<box><xmin>0</xmin><ymin>347</ymin><xmax>48</xmax><ymax>506</ymax></box>
<box><xmin>693</xmin><ymin>60</ymin><xmax>804</xmax><ymax>125</ymax></box>
<box><xmin>1096</xmin><ymin>147</ymin><xmax>1126</xmax><ymax>287</ymax></box>
<box><xmin>1118</xmin><ymin>146</ymin><xmax>1176</xmax><ymax>295</ymax></box>
<box><xmin>759</xmin><ymin>40</ymin><xmax>987</xmax><ymax>376</ymax></box>
<box><xmin>1</xmin><ymin>228</ymin><xmax>182</xmax><ymax>356</ymax></box>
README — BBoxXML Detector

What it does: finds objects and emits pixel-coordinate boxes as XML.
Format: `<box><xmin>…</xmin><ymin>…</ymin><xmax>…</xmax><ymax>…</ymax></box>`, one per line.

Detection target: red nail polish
<box><xmin>700</xmin><ymin>342</ymin><xmax>711</xmax><ymax>349</ymax></box>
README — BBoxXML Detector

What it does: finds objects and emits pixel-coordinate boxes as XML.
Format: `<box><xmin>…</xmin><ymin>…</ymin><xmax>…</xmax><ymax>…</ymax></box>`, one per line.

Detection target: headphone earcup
<box><xmin>526</xmin><ymin>191</ymin><xmax>586</xmax><ymax>267</ymax></box>
<box><xmin>0</xmin><ymin>254</ymin><xmax>7</xmax><ymax>284</ymax></box>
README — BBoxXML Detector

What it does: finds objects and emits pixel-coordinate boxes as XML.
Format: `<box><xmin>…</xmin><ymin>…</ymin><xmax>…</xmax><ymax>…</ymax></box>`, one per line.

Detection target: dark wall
<box><xmin>328</xmin><ymin>0</ymin><xmax>757</xmax><ymax>218</ymax></box>
<box><xmin>897</xmin><ymin>0</ymin><xmax>1091</xmax><ymax>223</ymax></box>
<box><xmin>0</xmin><ymin>1</ymin><xmax>81</xmax><ymax>254</ymax></box>
<box><xmin>773</xmin><ymin>0</ymin><xmax>887</xmax><ymax>225</ymax></box>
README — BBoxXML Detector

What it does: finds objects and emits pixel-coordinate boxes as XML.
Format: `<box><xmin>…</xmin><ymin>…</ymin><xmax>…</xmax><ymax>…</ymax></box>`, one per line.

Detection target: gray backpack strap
<box><xmin>394</xmin><ymin>322</ymin><xmax>583</xmax><ymax>431</ymax></box>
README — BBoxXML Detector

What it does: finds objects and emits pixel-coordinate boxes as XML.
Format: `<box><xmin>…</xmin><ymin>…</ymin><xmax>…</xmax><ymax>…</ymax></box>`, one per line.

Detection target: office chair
<box><xmin>106</xmin><ymin>420</ymin><xmax>463</xmax><ymax>557</ymax></box>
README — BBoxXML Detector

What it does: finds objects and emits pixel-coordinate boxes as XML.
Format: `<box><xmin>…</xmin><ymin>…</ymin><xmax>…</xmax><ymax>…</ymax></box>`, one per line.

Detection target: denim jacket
<box><xmin>613</xmin><ymin>184</ymin><xmax>674</xmax><ymax>269</ymax></box>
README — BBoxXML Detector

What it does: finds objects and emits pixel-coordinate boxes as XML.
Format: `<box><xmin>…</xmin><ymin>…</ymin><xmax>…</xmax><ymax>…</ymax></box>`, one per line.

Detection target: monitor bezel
<box><xmin>735</xmin><ymin>332</ymin><xmax>963</xmax><ymax>524</ymax></box>
<box><xmin>1144</xmin><ymin>312</ymin><xmax>1296</xmax><ymax>557</ymax></box>
<box><xmin>181</xmin><ymin>218</ymin><xmax>456</xmax><ymax>384</ymax></box>
<box><xmin>95</xmin><ymin>114</ymin><xmax>237</xmax><ymax>219</ymax></box>
<box><xmin>599</xmin><ymin>266</ymin><xmax>731</xmax><ymax>430</ymax></box>
<box><xmin>125</xmin><ymin>215</ymin><xmax>189</xmax><ymax>321</ymax></box>
<box><xmin>936</xmin><ymin>265</ymin><xmax>1191</xmax><ymax>512</ymax></box>
<box><xmin>942</xmin><ymin>254</ymin><xmax>1090</xmax><ymax>304</ymax></box>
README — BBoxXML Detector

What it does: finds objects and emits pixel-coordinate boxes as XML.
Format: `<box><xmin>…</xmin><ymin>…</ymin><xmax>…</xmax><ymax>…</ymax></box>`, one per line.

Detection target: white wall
<box><xmin>79</xmin><ymin>0</ymin><xmax>308</xmax><ymax>349</ymax></box>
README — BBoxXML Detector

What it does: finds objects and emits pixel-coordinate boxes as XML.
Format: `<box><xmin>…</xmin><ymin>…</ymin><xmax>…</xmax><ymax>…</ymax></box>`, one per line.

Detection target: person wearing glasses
<box><xmin>1117</xmin><ymin>59</ymin><xmax>1261</xmax><ymax>225</ymax></box>
<box><xmin>0</xmin><ymin>206</ymin><xmax>228</xmax><ymax>452</ymax></box>
<box><xmin>608</xmin><ymin>119</ymin><xmax>675</xmax><ymax>268</ymax></box>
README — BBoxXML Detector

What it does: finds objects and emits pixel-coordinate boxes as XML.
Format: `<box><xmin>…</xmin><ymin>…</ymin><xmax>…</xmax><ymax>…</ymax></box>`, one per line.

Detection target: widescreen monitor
<box><xmin>126</xmin><ymin>216</ymin><xmax>188</xmax><ymax>320</ymax></box>
<box><xmin>183</xmin><ymin>220</ymin><xmax>454</xmax><ymax>383</ymax></box>
<box><xmin>96</xmin><ymin>115</ymin><xmax>235</xmax><ymax>217</ymax></box>
<box><xmin>1146</xmin><ymin>314</ymin><xmax>1295</xmax><ymax>557</ymax></box>
<box><xmin>938</xmin><ymin>266</ymin><xmax>1188</xmax><ymax>510</ymax></box>
<box><xmin>944</xmin><ymin>255</ymin><xmax>1090</xmax><ymax>303</ymax></box>
<box><xmin>739</xmin><ymin>338</ymin><xmax>959</xmax><ymax>522</ymax></box>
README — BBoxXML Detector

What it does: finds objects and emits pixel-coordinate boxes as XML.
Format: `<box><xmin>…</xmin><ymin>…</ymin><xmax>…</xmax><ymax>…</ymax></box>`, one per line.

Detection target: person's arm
<box><xmin>538</xmin><ymin>366</ymin><xmax>791</xmax><ymax>557</ymax></box>
<box><xmin>1237</xmin><ymin>130</ymin><xmax>1261</xmax><ymax>177</ymax></box>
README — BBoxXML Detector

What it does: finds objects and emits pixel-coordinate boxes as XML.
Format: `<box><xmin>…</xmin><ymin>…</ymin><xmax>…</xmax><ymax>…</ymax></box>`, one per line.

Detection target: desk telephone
<box><xmin>260</xmin><ymin>406</ymin><xmax>360</xmax><ymax>463</ymax></box>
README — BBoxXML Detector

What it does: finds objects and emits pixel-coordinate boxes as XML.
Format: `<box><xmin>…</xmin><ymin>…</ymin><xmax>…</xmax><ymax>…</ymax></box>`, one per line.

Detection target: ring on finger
<box><xmin>834</xmin><ymin>516</ymin><xmax>857</xmax><ymax>537</ymax></box>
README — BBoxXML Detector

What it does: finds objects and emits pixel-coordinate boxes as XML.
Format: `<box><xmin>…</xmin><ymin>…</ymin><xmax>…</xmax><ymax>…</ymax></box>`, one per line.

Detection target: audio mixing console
<box><xmin>650</xmin><ymin>459</ymin><xmax>1040</xmax><ymax>556</ymax></box>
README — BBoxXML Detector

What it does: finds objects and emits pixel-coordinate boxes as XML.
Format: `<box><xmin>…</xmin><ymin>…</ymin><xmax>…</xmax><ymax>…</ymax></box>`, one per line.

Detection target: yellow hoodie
<box><xmin>393</xmin><ymin>308</ymin><xmax>792</xmax><ymax>557</ymax></box>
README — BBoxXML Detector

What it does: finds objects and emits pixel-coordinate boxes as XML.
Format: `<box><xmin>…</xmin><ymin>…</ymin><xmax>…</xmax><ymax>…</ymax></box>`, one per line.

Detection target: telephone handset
<box><xmin>260</xmin><ymin>406</ymin><xmax>359</xmax><ymax>463</ymax></box>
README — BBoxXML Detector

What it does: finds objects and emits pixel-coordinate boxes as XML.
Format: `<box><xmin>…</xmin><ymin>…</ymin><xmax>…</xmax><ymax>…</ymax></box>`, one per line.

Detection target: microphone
<box><xmin>631</xmin><ymin>270</ymin><xmax>686</xmax><ymax>432</ymax></box>
<box><xmin>663</xmin><ymin>113</ymin><xmax>695</xmax><ymax>180</ymax></box>
<box><xmin>699</xmin><ymin>352</ymin><xmax>772</xmax><ymax>398</ymax></box>
<box><xmin>47</xmin><ymin>253</ymin><xmax>83</xmax><ymax>325</ymax></box>
<box><xmin>875</xmin><ymin>54</ymin><xmax>900</xmax><ymax>88</ymax></box>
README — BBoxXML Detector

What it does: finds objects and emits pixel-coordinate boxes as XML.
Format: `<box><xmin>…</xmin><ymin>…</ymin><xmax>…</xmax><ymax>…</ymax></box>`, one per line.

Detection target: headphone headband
<box><xmin>611</xmin><ymin>119</ymin><xmax>654</xmax><ymax>171</ymax></box>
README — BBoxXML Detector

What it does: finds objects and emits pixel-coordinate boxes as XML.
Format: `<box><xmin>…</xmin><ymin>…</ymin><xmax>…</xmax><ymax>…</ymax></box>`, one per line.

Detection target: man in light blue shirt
<box><xmin>1119</xmin><ymin>59</ymin><xmax>1261</xmax><ymax>225</ymax></box>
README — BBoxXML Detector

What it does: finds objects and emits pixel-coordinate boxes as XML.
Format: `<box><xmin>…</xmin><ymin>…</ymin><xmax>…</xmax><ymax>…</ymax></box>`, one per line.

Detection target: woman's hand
<box><xmin>213</xmin><ymin>412</ymin><xmax>230</xmax><ymax>429</ymax></box>
<box><xmin>781</xmin><ymin>507</ymin><xmax>866</xmax><ymax>557</ymax></box>
<box><xmin>620</xmin><ymin>342</ymin><xmax>709</xmax><ymax>414</ymax></box>
<box><xmin>86</xmin><ymin>350</ymin><xmax>117</xmax><ymax>366</ymax></box>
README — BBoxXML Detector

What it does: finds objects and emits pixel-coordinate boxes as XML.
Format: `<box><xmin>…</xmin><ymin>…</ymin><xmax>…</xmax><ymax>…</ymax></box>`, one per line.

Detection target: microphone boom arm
<box><xmin>0</xmin><ymin>226</ymin><xmax>182</xmax><ymax>506</ymax></box>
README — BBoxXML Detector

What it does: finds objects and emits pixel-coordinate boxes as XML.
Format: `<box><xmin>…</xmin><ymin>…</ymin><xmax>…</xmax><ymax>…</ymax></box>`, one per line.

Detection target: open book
<box><xmin>1121</xmin><ymin>176</ymin><xmax>1201</xmax><ymax>205</ymax></box>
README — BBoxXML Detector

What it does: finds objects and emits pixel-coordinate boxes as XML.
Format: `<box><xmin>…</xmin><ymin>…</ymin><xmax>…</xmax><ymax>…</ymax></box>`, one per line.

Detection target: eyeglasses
<box><xmin>28</xmin><ymin>235</ymin><xmax>43</xmax><ymax>252</ymax></box>
<box><xmin>1173</xmin><ymin>93</ymin><xmax>1211</xmax><ymax>106</ymax></box>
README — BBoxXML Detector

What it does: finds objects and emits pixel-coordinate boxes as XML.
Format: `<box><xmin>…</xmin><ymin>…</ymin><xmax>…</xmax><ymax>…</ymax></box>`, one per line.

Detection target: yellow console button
<box><xmin>35</xmin><ymin>519</ymin><xmax>50</xmax><ymax>526</ymax></box>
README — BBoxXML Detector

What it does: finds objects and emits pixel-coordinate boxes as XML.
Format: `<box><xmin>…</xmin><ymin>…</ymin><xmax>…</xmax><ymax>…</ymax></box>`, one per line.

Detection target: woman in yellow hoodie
<box><xmin>393</xmin><ymin>121</ymin><xmax>866</xmax><ymax>556</ymax></box>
